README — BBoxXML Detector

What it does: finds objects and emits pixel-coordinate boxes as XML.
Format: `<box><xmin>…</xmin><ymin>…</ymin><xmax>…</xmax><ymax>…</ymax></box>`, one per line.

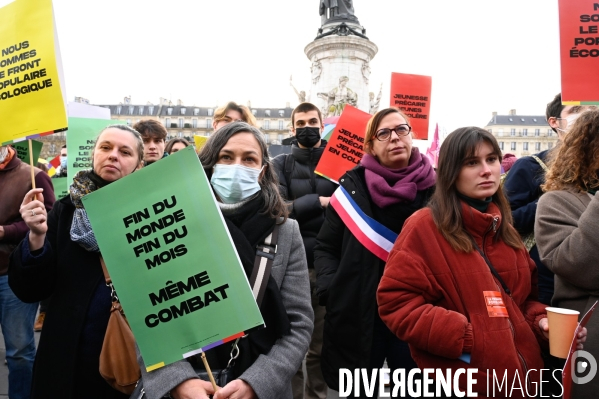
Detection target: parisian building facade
<box><xmin>484</xmin><ymin>109</ymin><xmax>558</xmax><ymax>158</ymax></box>
<box><xmin>97</xmin><ymin>97</ymin><xmax>294</xmax><ymax>145</ymax></box>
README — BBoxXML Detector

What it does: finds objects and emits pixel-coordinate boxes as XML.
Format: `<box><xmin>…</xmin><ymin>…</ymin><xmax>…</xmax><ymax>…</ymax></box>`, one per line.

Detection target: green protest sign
<box><xmin>51</xmin><ymin>177</ymin><xmax>68</xmax><ymax>200</ymax></box>
<box><xmin>66</xmin><ymin>117</ymin><xmax>117</xmax><ymax>184</ymax></box>
<box><xmin>13</xmin><ymin>140</ymin><xmax>43</xmax><ymax>166</ymax></box>
<box><xmin>82</xmin><ymin>146</ymin><xmax>264</xmax><ymax>371</ymax></box>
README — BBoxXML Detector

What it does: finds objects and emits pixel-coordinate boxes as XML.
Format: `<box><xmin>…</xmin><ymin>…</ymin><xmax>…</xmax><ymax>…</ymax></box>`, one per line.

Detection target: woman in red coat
<box><xmin>377</xmin><ymin>127</ymin><xmax>586</xmax><ymax>398</ymax></box>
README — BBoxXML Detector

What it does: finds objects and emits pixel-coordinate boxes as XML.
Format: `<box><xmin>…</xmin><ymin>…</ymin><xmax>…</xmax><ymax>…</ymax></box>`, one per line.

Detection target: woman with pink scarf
<box><xmin>313</xmin><ymin>107</ymin><xmax>435</xmax><ymax>397</ymax></box>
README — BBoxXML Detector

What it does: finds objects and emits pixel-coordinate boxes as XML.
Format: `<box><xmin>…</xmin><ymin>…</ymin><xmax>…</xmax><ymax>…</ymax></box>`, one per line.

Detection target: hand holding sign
<box><xmin>20</xmin><ymin>188</ymin><xmax>47</xmax><ymax>250</ymax></box>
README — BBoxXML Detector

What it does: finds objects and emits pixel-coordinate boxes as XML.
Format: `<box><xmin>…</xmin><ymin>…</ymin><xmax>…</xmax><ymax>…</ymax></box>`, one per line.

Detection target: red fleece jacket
<box><xmin>377</xmin><ymin>202</ymin><xmax>547</xmax><ymax>398</ymax></box>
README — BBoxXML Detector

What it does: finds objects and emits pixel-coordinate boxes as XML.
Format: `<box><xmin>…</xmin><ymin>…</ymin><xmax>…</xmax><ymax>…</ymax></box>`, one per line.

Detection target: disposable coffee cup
<box><xmin>546</xmin><ymin>307</ymin><xmax>580</xmax><ymax>359</ymax></box>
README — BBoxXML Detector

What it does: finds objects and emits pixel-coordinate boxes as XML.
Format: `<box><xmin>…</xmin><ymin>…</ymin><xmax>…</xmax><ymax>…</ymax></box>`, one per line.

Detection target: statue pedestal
<box><xmin>305</xmin><ymin>34</ymin><xmax>378</xmax><ymax>117</ymax></box>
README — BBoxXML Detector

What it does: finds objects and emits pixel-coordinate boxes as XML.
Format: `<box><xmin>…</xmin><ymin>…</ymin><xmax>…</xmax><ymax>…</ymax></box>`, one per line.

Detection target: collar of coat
<box><xmin>290</xmin><ymin>139</ymin><xmax>327</xmax><ymax>165</ymax></box>
<box><xmin>460</xmin><ymin>200</ymin><xmax>503</xmax><ymax>240</ymax></box>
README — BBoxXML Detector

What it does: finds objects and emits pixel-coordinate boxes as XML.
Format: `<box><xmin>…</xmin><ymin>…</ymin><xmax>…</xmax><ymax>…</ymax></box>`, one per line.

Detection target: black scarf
<box><xmin>201</xmin><ymin>194</ymin><xmax>291</xmax><ymax>373</ymax></box>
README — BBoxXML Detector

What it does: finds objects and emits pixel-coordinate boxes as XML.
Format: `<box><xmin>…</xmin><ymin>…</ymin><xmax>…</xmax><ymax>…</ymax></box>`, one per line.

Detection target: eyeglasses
<box><xmin>373</xmin><ymin>124</ymin><xmax>411</xmax><ymax>141</ymax></box>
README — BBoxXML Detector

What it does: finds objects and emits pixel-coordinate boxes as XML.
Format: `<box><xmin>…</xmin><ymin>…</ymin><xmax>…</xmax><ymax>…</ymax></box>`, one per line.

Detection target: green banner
<box><xmin>13</xmin><ymin>140</ymin><xmax>43</xmax><ymax>166</ymax></box>
<box><xmin>66</xmin><ymin>117</ymin><xmax>117</xmax><ymax>184</ymax></box>
<box><xmin>51</xmin><ymin>177</ymin><xmax>68</xmax><ymax>200</ymax></box>
<box><xmin>82</xmin><ymin>146</ymin><xmax>264</xmax><ymax>371</ymax></box>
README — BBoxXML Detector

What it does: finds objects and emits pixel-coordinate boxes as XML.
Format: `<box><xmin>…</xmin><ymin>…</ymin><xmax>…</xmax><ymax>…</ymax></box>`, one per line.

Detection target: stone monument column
<box><xmin>307</xmin><ymin>0</ymin><xmax>378</xmax><ymax>117</ymax></box>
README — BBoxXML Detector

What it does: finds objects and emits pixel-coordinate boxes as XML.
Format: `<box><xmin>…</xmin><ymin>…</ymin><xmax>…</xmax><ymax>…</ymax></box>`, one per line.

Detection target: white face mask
<box><xmin>0</xmin><ymin>146</ymin><xmax>8</xmax><ymax>163</ymax></box>
<box><xmin>556</xmin><ymin>113</ymin><xmax>582</xmax><ymax>134</ymax></box>
<box><xmin>210</xmin><ymin>164</ymin><xmax>263</xmax><ymax>204</ymax></box>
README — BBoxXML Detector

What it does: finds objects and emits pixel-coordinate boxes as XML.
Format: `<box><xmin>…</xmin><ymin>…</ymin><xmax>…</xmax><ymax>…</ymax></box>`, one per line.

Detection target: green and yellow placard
<box><xmin>82</xmin><ymin>146</ymin><xmax>264</xmax><ymax>371</ymax></box>
<box><xmin>0</xmin><ymin>0</ymin><xmax>67</xmax><ymax>144</ymax></box>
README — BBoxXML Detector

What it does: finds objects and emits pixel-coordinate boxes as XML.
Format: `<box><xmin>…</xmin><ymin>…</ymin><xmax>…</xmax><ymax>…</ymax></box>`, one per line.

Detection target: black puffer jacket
<box><xmin>313</xmin><ymin>166</ymin><xmax>433</xmax><ymax>390</ymax></box>
<box><xmin>273</xmin><ymin>141</ymin><xmax>338</xmax><ymax>268</ymax></box>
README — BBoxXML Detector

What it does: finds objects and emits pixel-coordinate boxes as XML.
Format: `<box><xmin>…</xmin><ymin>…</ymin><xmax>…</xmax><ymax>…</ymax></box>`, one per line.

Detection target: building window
<box><xmin>548</xmin><ymin>142</ymin><xmax>553</xmax><ymax>149</ymax></box>
<box><xmin>208</xmin><ymin>109</ymin><xmax>213</xmax><ymax>116</ymax></box>
<box><xmin>167</xmin><ymin>107</ymin><xmax>173</xmax><ymax>115</ymax></box>
<box><xmin>535</xmin><ymin>129</ymin><xmax>540</xmax><ymax>136</ymax></box>
<box><xmin>126</xmin><ymin>119</ymin><xmax>131</xmax><ymax>126</ymax></box>
<box><xmin>194</xmin><ymin>108</ymin><xmax>200</xmax><ymax>116</ymax></box>
<box><xmin>252</xmin><ymin>109</ymin><xmax>257</xmax><ymax>116</ymax></box>
<box><xmin>139</xmin><ymin>106</ymin><xmax>144</xmax><ymax>115</ymax></box>
<box><xmin>265</xmin><ymin>110</ymin><xmax>271</xmax><ymax>117</ymax></box>
<box><xmin>165</xmin><ymin>118</ymin><xmax>170</xmax><ymax>127</ymax></box>
<box><xmin>179</xmin><ymin>118</ymin><xmax>184</xmax><ymax>128</ymax></box>
<box><xmin>192</xmin><ymin>119</ymin><xmax>197</xmax><ymax>128</ymax></box>
<box><xmin>547</xmin><ymin>128</ymin><xmax>552</xmax><ymax>136</ymax></box>
<box><xmin>523</xmin><ymin>129</ymin><xmax>528</xmax><ymax>136</ymax></box>
<box><xmin>279</xmin><ymin>120</ymin><xmax>284</xmax><ymax>130</ymax></box>
<box><xmin>499</xmin><ymin>142</ymin><xmax>504</xmax><ymax>151</ymax></box>
<box><xmin>181</xmin><ymin>108</ymin><xmax>186</xmax><ymax>115</ymax></box>
<box><xmin>129</xmin><ymin>106</ymin><xmax>134</xmax><ymax>115</ymax></box>
<box><xmin>523</xmin><ymin>142</ymin><xmax>528</xmax><ymax>151</ymax></box>
<box><xmin>498</xmin><ymin>129</ymin><xmax>504</xmax><ymax>137</ymax></box>
<box><xmin>149</xmin><ymin>106</ymin><xmax>154</xmax><ymax>114</ymax></box>
<box><xmin>511</xmin><ymin>142</ymin><xmax>516</xmax><ymax>151</ymax></box>
<box><xmin>116</xmin><ymin>105</ymin><xmax>122</xmax><ymax>115</ymax></box>
<box><xmin>279</xmin><ymin>110</ymin><xmax>284</xmax><ymax>117</ymax></box>
<box><xmin>206</xmin><ymin>119</ymin><xmax>212</xmax><ymax>128</ymax></box>
<box><xmin>178</xmin><ymin>132</ymin><xmax>183</xmax><ymax>138</ymax></box>
<box><xmin>535</xmin><ymin>142</ymin><xmax>541</xmax><ymax>151</ymax></box>
<box><xmin>510</xmin><ymin>129</ymin><xmax>516</xmax><ymax>136</ymax></box>
<box><xmin>263</xmin><ymin>120</ymin><xmax>270</xmax><ymax>130</ymax></box>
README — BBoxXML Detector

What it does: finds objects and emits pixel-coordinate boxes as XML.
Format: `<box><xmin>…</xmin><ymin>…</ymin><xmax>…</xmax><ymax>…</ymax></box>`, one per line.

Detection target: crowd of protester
<box><xmin>0</xmin><ymin>95</ymin><xmax>596</xmax><ymax>398</ymax></box>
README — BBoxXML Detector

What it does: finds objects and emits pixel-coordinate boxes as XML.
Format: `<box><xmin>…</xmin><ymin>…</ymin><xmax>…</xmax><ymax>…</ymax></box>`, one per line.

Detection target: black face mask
<box><xmin>295</xmin><ymin>126</ymin><xmax>321</xmax><ymax>148</ymax></box>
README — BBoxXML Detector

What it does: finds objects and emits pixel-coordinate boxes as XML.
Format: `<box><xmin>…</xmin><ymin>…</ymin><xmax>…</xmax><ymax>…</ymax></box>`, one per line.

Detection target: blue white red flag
<box><xmin>329</xmin><ymin>186</ymin><xmax>398</xmax><ymax>261</ymax></box>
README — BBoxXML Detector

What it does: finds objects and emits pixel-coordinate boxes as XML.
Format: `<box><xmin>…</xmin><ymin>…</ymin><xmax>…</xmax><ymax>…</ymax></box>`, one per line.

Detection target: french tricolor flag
<box><xmin>329</xmin><ymin>186</ymin><xmax>398</xmax><ymax>261</ymax></box>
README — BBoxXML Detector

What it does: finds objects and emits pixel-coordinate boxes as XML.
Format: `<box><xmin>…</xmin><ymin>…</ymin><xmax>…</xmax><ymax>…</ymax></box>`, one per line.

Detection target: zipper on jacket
<box><xmin>483</xmin><ymin>218</ymin><xmax>530</xmax><ymax>393</ymax></box>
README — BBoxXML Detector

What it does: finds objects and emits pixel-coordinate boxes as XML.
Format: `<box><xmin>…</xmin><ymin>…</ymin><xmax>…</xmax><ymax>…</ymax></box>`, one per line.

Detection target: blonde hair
<box><xmin>213</xmin><ymin>102</ymin><xmax>257</xmax><ymax>127</ymax></box>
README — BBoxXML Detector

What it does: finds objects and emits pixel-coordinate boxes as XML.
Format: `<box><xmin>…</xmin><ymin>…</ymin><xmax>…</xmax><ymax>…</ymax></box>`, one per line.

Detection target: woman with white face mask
<box><xmin>136</xmin><ymin>122</ymin><xmax>313</xmax><ymax>399</ymax></box>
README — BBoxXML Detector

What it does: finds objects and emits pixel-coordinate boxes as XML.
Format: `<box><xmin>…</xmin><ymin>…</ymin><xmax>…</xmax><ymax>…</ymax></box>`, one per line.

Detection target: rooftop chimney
<box><xmin>177</xmin><ymin>99</ymin><xmax>183</xmax><ymax>106</ymax></box>
<box><xmin>509</xmin><ymin>109</ymin><xmax>516</xmax><ymax>115</ymax></box>
<box><xmin>286</xmin><ymin>102</ymin><xmax>290</xmax><ymax>108</ymax></box>
<box><xmin>492</xmin><ymin>112</ymin><xmax>497</xmax><ymax>117</ymax></box>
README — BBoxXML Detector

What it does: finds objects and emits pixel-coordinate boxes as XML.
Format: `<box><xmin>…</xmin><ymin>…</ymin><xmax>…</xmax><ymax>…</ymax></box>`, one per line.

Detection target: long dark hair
<box><xmin>198</xmin><ymin>122</ymin><xmax>288</xmax><ymax>221</ymax></box>
<box><xmin>428</xmin><ymin>127</ymin><xmax>522</xmax><ymax>252</ymax></box>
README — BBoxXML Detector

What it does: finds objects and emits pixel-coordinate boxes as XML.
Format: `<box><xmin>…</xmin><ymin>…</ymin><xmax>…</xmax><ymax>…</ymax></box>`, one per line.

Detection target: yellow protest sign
<box><xmin>194</xmin><ymin>135</ymin><xmax>209</xmax><ymax>151</ymax></box>
<box><xmin>0</xmin><ymin>0</ymin><xmax>67</xmax><ymax>144</ymax></box>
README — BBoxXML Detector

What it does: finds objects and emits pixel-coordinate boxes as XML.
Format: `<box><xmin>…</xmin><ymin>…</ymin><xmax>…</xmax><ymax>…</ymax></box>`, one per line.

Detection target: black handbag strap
<box><xmin>248</xmin><ymin>224</ymin><xmax>280</xmax><ymax>306</ymax></box>
<box><xmin>471</xmin><ymin>241</ymin><xmax>512</xmax><ymax>297</ymax></box>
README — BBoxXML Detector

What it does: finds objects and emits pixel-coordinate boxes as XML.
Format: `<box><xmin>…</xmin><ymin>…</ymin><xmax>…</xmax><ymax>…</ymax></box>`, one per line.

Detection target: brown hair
<box><xmin>164</xmin><ymin>138</ymin><xmax>190</xmax><ymax>154</ymax></box>
<box><xmin>213</xmin><ymin>102</ymin><xmax>257</xmax><ymax>127</ymax></box>
<box><xmin>132</xmin><ymin>119</ymin><xmax>167</xmax><ymax>141</ymax></box>
<box><xmin>428</xmin><ymin>127</ymin><xmax>522</xmax><ymax>252</ymax></box>
<box><xmin>364</xmin><ymin>107</ymin><xmax>411</xmax><ymax>153</ymax></box>
<box><xmin>291</xmin><ymin>102</ymin><xmax>323</xmax><ymax>127</ymax></box>
<box><xmin>543</xmin><ymin>109</ymin><xmax>599</xmax><ymax>193</ymax></box>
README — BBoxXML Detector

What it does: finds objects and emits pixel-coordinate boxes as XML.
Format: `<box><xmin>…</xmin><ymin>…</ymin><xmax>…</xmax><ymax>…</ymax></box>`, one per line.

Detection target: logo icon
<box><xmin>572</xmin><ymin>350</ymin><xmax>597</xmax><ymax>385</ymax></box>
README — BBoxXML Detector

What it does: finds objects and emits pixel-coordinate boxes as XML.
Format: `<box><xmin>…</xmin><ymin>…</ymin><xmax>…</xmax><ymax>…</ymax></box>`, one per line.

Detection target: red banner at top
<box><xmin>389</xmin><ymin>73</ymin><xmax>432</xmax><ymax>140</ymax></box>
<box><xmin>315</xmin><ymin>105</ymin><xmax>372</xmax><ymax>183</ymax></box>
<box><xmin>559</xmin><ymin>0</ymin><xmax>599</xmax><ymax>104</ymax></box>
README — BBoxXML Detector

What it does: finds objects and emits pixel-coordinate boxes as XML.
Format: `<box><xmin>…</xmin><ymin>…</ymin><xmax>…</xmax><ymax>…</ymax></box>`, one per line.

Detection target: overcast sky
<box><xmin>2</xmin><ymin>0</ymin><xmax>564</xmax><ymax>140</ymax></box>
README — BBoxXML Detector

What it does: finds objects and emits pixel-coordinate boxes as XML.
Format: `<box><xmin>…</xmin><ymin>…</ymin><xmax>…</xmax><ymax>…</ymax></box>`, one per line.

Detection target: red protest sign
<box><xmin>315</xmin><ymin>105</ymin><xmax>371</xmax><ymax>183</ymax></box>
<box><xmin>558</xmin><ymin>0</ymin><xmax>599</xmax><ymax>104</ymax></box>
<box><xmin>390</xmin><ymin>73</ymin><xmax>432</xmax><ymax>140</ymax></box>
